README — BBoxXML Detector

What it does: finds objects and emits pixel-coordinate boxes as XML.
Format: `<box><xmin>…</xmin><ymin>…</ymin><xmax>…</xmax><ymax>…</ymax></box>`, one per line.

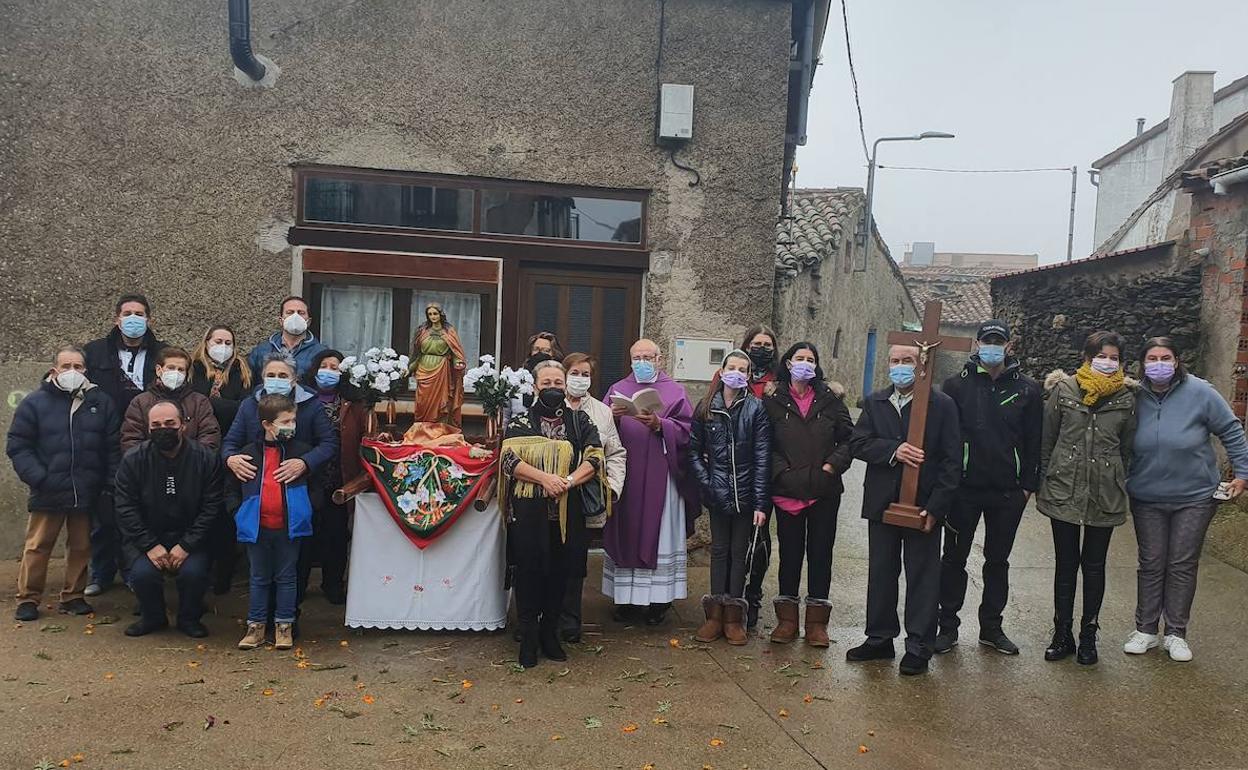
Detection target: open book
<box><xmin>609</xmin><ymin>388</ymin><xmax>664</xmax><ymax>417</ymax></box>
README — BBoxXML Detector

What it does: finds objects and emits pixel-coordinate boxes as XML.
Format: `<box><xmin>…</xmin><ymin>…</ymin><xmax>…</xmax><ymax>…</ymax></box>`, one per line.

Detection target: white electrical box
<box><xmin>672</xmin><ymin>337</ymin><xmax>733</xmax><ymax>381</ymax></box>
<box><xmin>659</xmin><ymin>83</ymin><xmax>694</xmax><ymax>140</ymax></box>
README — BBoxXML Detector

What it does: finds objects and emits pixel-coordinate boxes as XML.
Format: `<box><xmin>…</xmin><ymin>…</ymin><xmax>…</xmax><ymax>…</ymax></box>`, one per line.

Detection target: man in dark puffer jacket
<box><xmin>7</xmin><ymin>345</ymin><xmax>120</xmax><ymax>621</ymax></box>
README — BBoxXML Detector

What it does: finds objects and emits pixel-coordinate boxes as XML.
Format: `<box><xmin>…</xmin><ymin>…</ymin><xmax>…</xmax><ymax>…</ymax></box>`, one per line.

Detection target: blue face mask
<box><xmin>631</xmin><ymin>360</ymin><xmax>657</xmax><ymax>383</ymax></box>
<box><xmin>264</xmin><ymin>376</ymin><xmax>293</xmax><ymax>395</ymax></box>
<box><xmin>315</xmin><ymin>369</ymin><xmax>341</xmax><ymax>390</ymax></box>
<box><xmin>978</xmin><ymin>344</ymin><xmax>1006</xmax><ymax>367</ymax></box>
<box><xmin>889</xmin><ymin>364</ymin><xmax>916</xmax><ymax>389</ymax></box>
<box><xmin>119</xmin><ymin>314</ymin><xmax>147</xmax><ymax>339</ymax></box>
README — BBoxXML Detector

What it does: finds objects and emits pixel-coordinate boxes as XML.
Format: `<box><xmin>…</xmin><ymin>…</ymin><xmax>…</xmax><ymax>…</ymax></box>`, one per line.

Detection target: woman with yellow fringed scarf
<box><xmin>498</xmin><ymin>359</ymin><xmax>607</xmax><ymax>669</ymax></box>
<box><xmin>1037</xmin><ymin>330</ymin><xmax>1136</xmax><ymax>667</ymax></box>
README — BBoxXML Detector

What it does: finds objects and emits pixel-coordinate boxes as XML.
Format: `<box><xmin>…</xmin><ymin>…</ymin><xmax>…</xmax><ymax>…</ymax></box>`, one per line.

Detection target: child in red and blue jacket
<box><xmin>232</xmin><ymin>395</ymin><xmax>315</xmax><ymax>650</ymax></box>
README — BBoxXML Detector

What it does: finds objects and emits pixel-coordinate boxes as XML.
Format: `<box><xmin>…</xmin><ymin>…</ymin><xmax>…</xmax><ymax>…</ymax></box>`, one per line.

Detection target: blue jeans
<box><xmin>247</xmin><ymin>528</ymin><xmax>301</xmax><ymax>624</ymax></box>
<box><xmin>129</xmin><ymin>549</ymin><xmax>211</xmax><ymax>625</ymax></box>
<box><xmin>89</xmin><ymin>495</ymin><xmax>121</xmax><ymax>586</ymax></box>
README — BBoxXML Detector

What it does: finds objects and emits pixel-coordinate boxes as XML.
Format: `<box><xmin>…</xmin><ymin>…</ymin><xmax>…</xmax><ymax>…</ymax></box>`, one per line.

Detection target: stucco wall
<box><xmin>1093</xmin><ymin>132</ymin><xmax>1167</xmax><ymax>248</ymax></box>
<box><xmin>773</xmin><ymin>227</ymin><xmax>919</xmax><ymax>403</ymax></box>
<box><xmin>0</xmin><ymin>0</ymin><xmax>795</xmax><ymax>554</ymax></box>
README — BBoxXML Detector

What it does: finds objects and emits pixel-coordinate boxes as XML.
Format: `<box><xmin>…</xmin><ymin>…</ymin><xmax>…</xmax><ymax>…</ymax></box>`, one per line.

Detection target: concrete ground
<box><xmin>2</xmin><ymin>457</ymin><xmax>1246</xmax><ymax>770</ymax></box>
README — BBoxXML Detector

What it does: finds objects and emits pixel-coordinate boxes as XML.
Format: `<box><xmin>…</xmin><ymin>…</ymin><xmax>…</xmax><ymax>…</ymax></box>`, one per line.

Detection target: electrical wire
<box><xmin>668</xmin><ymin>147</ymin><xmax>702</xmax><ymax>187</ymax></box>
<box><xmin>878</xmin><ymin>165</ymin><xmax>1074</xmax><ymax>173</ymax></box>
<box><xmin>840</xmin><ymin>0</ymin><xmax>870</xmax><ymax>164</ymax></box>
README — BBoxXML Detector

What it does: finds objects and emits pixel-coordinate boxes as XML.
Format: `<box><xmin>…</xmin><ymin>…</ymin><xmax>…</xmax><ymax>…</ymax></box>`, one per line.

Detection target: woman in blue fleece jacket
<box><xmin>1124</xmin><ymin>337</ymin><xmax>1248</xmax><ymax>663</ymax></box>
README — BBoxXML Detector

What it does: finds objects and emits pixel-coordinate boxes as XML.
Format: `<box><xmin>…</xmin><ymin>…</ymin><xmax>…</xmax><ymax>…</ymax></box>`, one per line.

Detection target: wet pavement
<box><xmin>1</xmin><ymin>455</ymin><xmax>1245</xmax><ymax>769</ymax></box>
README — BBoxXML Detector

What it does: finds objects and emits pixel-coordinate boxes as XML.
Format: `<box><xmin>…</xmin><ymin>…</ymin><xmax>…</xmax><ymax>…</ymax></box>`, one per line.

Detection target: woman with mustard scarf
<box><xmin>1037</xmin><ymin>330</ymin><xmax>1136</xmax><ymax>666</ymax></box>
<box><xmin>499</xmin><ymin>359</ymin><xmax>608</xmax><ymax>669</ymax></box>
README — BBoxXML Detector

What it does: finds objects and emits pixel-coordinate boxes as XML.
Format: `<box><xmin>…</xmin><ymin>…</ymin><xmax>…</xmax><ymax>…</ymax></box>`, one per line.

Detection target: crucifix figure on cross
<box><xmin>882</xmin><ymin>300</ymin><xmax>974</xmax><ymax>529</ymax></box>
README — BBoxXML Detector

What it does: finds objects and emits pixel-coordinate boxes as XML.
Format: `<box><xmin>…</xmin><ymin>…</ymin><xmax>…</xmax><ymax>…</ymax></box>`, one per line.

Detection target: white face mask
<box><xmin>208</xmin><ymin>344</ymin><xmax>233</xmax><ymax>365</ymax></box>
<box><xmin>55</xmin><ymin>369</ymin><xmax>86</xmax><ymax>393</ymax></box>
<box><xmin>566</xmin><ymin>374</ymin><xmax>592</xmax><ymax>398</ymax></box>
<box><xmin>283</xmin><ymin>314</ymin><xmax>308</xmax><ymax>335</ymax></box>
<box><xmin>160</xmin><ymin>370</ymin><xmax>186</xmax><ymax>390</ymax></box>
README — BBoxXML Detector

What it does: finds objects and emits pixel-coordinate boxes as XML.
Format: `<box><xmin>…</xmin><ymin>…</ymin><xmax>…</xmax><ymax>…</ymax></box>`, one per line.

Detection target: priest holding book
<box><xmin>602</xmin><ymin>339</ymin><xmax>699</xmax><ymax>626</ymax></box>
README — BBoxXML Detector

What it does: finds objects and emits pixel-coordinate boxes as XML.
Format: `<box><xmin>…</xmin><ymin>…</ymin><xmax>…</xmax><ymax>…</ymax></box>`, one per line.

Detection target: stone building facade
<box><xmin>0</xmin><ymin>0</ymin><xmax>829</xmax><ymax>552</ymax></box>
<box><xmin>991</xmin><ymin>242</ymin><xmax>1203</xmax><ymax>379</ymax></box>
<box><xmin>773</xmin><ymin>189</ymin><xmax>919</xmax><ymax>402</ymax></box>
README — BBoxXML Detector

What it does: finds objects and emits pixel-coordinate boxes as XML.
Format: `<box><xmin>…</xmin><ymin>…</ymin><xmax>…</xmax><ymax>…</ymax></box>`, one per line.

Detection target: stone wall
<box><xmin>0</xmin><ymin>0</ymin><xmax>795</xmax><ymax>554</ymax></box>
<box><xmin>774</xmin><ymin>201</ymin><xmax>919</xmax><ymax>402</ymax></box>
<box><xmin>991</xmin><ymin>244</ymin><xmax>1205</xmax><ymax>380</ymax></box>
<box><xmin>1190</xmin><ymin>180</ymin><xmax>1248</xmax><ymax>409</ymax></box>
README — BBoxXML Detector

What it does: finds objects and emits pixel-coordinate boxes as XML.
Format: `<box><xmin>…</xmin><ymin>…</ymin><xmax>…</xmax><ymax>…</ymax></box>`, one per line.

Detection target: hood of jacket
<box><xmin>1044</xmin><ymin>369</ymin><xmax>1139</xmax><ymax>394</ymax></box>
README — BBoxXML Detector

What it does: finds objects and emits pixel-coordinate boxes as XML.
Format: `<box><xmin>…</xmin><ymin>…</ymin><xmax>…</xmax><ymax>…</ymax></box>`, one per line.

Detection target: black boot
<box><xmin>1044</xmin><ymin>621</ymin><xmax>1076</xmax><ymax>661</ymax></box>
<box><xmin>539</xmin><ymin>620</ymin><xmax>567</xmax><ymax>662</ymax></box>
<box><xmin>1076</xmin><ymin>621</ymin><xmax>1099</xmax><ymax>665</ymax></box>
<box><xmin>518</xmin><ymin>621</ymin><xmax>540</xmax><ymax>669</ymax></box>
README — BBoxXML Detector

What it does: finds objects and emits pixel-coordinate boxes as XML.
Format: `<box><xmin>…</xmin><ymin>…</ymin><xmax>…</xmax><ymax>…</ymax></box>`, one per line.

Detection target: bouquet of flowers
<box><xmin>463</xmin><ymin>354</ymin><xmax>533</xmax><ymax>414</ymax></box>
<box><xmin>340</xmin><ymin>347</ymin><xmax>411</xmax><ymax>403</ymax></box>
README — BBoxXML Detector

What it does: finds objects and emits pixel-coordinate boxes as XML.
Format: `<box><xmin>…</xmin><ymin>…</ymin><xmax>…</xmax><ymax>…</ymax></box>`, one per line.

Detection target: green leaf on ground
<box><xmin>656</xmin><ymin>700</ymin><xmax>672</xmax><ymax>713</ymax></box>
<box><xmin>420</xmin><ymin>712</ymin><xmax>450</xmax><ymax>732</ymax></box>
<box><xmin>39</xmin><ymin>624</ymin><xmax>66</xmax><ymax>633</ymax></box>
<box><xmin>584</xmin><ymin>716</ymin><xmax>603</xmax><ymax>729</ymax></box>
<box><xmin>34</xmin><ymin>651</ymin><xmax>51</xmax><ymax>660</ymax></box>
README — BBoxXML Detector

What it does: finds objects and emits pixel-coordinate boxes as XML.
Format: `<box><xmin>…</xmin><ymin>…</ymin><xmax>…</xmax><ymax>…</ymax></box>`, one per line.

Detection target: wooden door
<box><xmin>516</xmin><ymin>267</ymin><xmax>643</xmax><ymax>396</ymax></box>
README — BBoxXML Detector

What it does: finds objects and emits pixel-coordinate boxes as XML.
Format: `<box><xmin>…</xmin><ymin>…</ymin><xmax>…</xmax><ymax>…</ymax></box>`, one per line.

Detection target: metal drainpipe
<box><xmin>229</xmin><ymin>0</ymin><xmax>267</xmax><ymax>82</ymax></box>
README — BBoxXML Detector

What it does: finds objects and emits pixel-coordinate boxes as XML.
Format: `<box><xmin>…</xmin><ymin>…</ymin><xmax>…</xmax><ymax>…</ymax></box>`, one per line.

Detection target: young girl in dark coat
<box><xmin>689</xmin><ymin>350</ymin><xmax>771</xmax><ymax>645</ymax></box>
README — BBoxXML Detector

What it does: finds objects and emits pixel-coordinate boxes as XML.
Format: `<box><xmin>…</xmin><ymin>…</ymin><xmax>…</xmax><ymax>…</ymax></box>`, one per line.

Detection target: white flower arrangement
<box><xmin>463</xmin><ymin>355</ymin><xmax>532</xmax><ymax>413</ymax></box>
<box><xmin>341</xmin><ymin>349</ymin><xmax>411</xmax><ymax>403</ymax></box>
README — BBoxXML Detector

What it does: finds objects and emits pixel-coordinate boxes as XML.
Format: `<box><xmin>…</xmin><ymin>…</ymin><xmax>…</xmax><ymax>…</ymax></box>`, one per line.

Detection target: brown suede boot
<box><xmin>723</xmin><ymin>598</ymin><xmax>748</xmax><ymax>645</ymax></box>
<box><xmin>694</xmin><ymin>595</ymin><xmax>724</xmax><ymax>643</ymax></box>
<box><xmin>804</xmin><ymin>599</ymin><xmax>832</xmax><ymax>648</ymax></box>
<box><xmin>770</xmin><ymin>597</ymin><xmax>800</xmax><ymax>644</ymax></box>
<box><xmin>238</xmin><ymin>622</ymin><xmax>266</xmax><ymax>650</ymax></box>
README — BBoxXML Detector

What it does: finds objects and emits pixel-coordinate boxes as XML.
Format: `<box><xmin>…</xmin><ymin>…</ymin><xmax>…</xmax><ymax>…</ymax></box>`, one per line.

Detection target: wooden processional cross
<box><xmin>883</xmin><ymin>300</ymin><xmax>974</xmax><ymax>529</ymax></box>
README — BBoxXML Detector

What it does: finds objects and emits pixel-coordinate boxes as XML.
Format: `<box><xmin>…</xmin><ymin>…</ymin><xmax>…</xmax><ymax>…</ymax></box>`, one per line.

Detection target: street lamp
<box><xmin>857</xmin><ymin>131</ymin><xmax>956</xmax><ymax>248</ymax></box>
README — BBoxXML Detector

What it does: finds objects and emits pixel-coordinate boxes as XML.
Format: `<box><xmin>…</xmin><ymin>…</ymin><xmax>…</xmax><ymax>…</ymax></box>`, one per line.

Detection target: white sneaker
<box><xmin>83</xmin><ymin>583</ymin><xmax>103</xmax><ymax>598</ymax></box>
<box><xmin>1163</xmin><ymin>634</ymin><xmax>1193</xmax><ymax>662</ymax></box>
<box><xmin>1123</xmin><ymin>631</ymin><xmax>1159</xmax><ymax>654</ymax></box>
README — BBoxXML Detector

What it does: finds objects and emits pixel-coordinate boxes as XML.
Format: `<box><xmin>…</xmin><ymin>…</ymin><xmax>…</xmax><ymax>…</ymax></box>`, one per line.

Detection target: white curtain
<box><xmin>411</xmin><ymin>290</ymin><xmax>483</xmax><ymax>368</ymax></box>
<box><xmin>320</xmin><ymin>285</ymin><xmax>393</xmax><ymax>357</ymax></box>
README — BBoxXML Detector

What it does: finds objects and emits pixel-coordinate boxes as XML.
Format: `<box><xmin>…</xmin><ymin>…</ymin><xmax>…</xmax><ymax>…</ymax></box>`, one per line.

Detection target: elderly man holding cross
<box><xmin>846</xmin><ymin>302</ymin><xmax>964</xmax><ymax>676</ymax></box>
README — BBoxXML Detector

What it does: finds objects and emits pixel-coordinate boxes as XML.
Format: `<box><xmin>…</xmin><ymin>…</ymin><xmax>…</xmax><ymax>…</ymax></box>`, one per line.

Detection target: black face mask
<box><xmin>748</xmin><ymin>345</ymin><xmax>775</xmax><ymax>370</ymax></box>
<box><xmin>537</xmin><ymin>387</ymin><xmax>565</xmax><ymax>412</ymax></box>
<box><xmin>150</xmin><ymin>427</ymin><xmax>181</xmax><ymax>451</ymax></box>
<box><xmin>526</xmin><ymin>352</ymin><xmax>554</xmax><ymax>371</ymax></box>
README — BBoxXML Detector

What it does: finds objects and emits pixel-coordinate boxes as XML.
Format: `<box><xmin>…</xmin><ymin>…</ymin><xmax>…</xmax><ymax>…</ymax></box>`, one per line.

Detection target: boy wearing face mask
<box><xmin>120</xmin><ymin>347</ymin><xmax>222</xmax><ymax>453</ymax></box>
<box><xmin>246</xmin><ymin>296</ymin><xmax>327</xmax><ymax>377</ymax></box>
<box><xmin>935</xmin><ymin>320</ymin><xmax>1042</xmax><ymax>656</ymax></box>
<box><xmin>233</xmin><ymin>395</ymin><xmax>317</xmax><ymax>650</ymax></box>
<box><xmin>8</xmin><ymin>345</ymin><xmax>121</xmax><ymax>621</ymax></box>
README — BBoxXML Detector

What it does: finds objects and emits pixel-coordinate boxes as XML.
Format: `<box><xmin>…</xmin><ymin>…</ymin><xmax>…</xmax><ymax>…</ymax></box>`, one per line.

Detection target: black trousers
<box><xmin>938</xmin><ymin>487</ymin><xmax>1027</xmax><ymax>633</ymax></box>
<box><xmin>775</xmin><ymin>495</ymin><xmax>841</xmax><ymax>599</ymax></box>
<box><xmin>744</xmin><ymin>515</ymin><xmax>772</xmax><ymax>611</ymax></box>
<box><xmin>514</xmin><ymin>521</ymin><xmax>568</xmax><ymax>629</ymax></box>
<box><xmin>866</xmin><ymin>519</ymin><xmax>941</xmax><ymax>659</ymax></box>
<box><xmin>296</xmin><ymin>500</ymin><xmax>351</xmax><ymax>602</ymax></box>
<box><xmin>1050</xmin><ymin>519</ymin><xmax>1114</xmax><ymax>626</ymax></box>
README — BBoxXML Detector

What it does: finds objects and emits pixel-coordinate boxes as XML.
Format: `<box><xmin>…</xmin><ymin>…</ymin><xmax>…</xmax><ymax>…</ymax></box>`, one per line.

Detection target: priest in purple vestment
<box><xmin>602</xmin><ymin>339</ymin><xmax>700</xmax><ymax>625</ymax></box>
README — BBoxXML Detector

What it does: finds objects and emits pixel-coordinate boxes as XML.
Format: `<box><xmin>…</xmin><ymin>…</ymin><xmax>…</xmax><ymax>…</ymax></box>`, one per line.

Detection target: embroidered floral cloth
<box><xmin>359</xmin><ymin>439</ymin><xmax>497</xmax><ymax>549</ymax></box>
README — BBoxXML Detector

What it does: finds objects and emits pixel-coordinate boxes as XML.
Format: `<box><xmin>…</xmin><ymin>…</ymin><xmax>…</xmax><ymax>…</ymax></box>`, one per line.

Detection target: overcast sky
<box><xmin>799</xmin><ymin>0</ymin><xmax>1248</xmax><ymax>265</ymax></box>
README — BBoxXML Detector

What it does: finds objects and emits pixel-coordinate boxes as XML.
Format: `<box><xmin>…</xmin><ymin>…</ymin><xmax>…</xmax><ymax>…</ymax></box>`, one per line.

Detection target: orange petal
<box><xmin>709</xmin><ymin>737</ymin><xmax>725</xmax><ymax>747</ymax></box>
<box><xmin>651</xmin><ymin>716</ymin><xmax>668</xmax><ymax>725</ymax></box>
<box><xmin>71</xmin><ymin>754</ymin><xmax>86</xmax><ymax>763</ymax></box>
<box><xmin>462</xmin><ymin>679</ymin><xmax>473</xmax><ymax>689</ymax></box>
<box><xmin>550</xmin><ymin>735</ymin><xmax>562</xmax><ymax>741</ymax></box>
<box><xmin>362</xmin><ymin>694</ymin><xmax>376</xmax><ymax>704</ymax></box>
<box><xmin>103</xmin><ymin>673</ymin><xmax>115</xmax><ymax>681</ymax></box>
<box><xmin>355</xmin><ymin>682</ymin><xmax>367</xmax><ymax>690</ymax></box>
<box><xmin>515</xmin><ymin>698</ymin><xmax>524</xmax><ymax>704</ymax></box>
<box><xmin>187</xmin><ymin>661</ymin><xmax>201</xmax><ymax>668</ymax></box>
<box><xmin>622</xmin><ymin>723</ymin><xmax>639</xmax><ymax>733</ymax></box>
<box><xmin>778</xmin><ymin>708</ymin><xmax>789</xmax><ymax>718</ymax></box>
<box><xmin>261</xmin><ymin>688</ymin><xmax>275</xmax><ymax>697</ymax></box>
<box><xmin>295</xmin><ymin>660</ymin><xmax>311</xmax><ymax>670</ymax></box>
<box><xmin>313</xmin><ymin>698</ymin><xmax>326</xmax><ymax>708</ymax></box>
<box><xmin>803</xmin><ymin>694</ymin><xmax>813</xmax><ymax>704</ymax></box>
<box><xmin>858</xmin><ymin>745</ymin><xmax>870</xmax><ymax>754</ymax></box>
<box><xmin>339</xmin><ymin>640</ymin><xmax>350</xmax><ymax>647</ymax></box>
<box><xmin>668</xmin><ymin>638</ymin><xmax>681</xmax><ymax>648</ymax></box>
<box><xmin>58</xmin><ymin>761</ymin><xmax>70</xmax><ymax>768</ymax></box>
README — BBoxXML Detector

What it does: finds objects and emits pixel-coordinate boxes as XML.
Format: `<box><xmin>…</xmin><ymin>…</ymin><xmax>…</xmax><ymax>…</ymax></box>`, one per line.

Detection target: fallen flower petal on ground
<box><xmin>858</xmin><ymin>745</ymin><xmax>869</xmax><ymax>753</ymax></box>
<box><xmin>709</xmin><ymin>738</ymin><xmax>725</xmax><ymax>747</ymax></box>
<box><xmin>622</xmin><ymin>722</ymin><xmax>639</xmax><ymax>733</ymax></box>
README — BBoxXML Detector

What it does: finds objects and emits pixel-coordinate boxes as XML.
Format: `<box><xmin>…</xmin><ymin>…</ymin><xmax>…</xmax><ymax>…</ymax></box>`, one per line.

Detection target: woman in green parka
<box><xmin>1037</xmin><ymin>330</ymin><xmax>1136</xmax><ymax>666</ymax></box>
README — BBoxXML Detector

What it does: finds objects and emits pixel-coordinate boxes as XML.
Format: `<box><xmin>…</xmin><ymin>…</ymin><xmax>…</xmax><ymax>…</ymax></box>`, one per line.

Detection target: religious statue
<box><xmin>409</xmin><ymin>302</ymin><xmax>467</xmax><ymax>427</ymax></box>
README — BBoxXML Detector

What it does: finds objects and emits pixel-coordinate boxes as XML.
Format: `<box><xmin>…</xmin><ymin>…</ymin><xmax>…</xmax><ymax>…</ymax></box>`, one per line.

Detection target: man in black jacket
<box><xmin>935</xmin><ymin>320</ymin><xmax>1042</xmax><ymax>655</ymax></box>
<box><xmin>846</xmin><ymin>344</ymin><xmax>960</xmax><ymax>676</ymax></box>
<box><xmin>83</xmin><ymin>293</ymin><xmax>167</xmax><ymax>597</ymax></box>
<box><xmin>115</xmin><ymin>400</ymin><xmax>222</xmax><ymax>638</ymax></box>
<box><xmin>7</xmin><ymin>345</ymin><xmax>120</xmax><ymax>621</ymax></box>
